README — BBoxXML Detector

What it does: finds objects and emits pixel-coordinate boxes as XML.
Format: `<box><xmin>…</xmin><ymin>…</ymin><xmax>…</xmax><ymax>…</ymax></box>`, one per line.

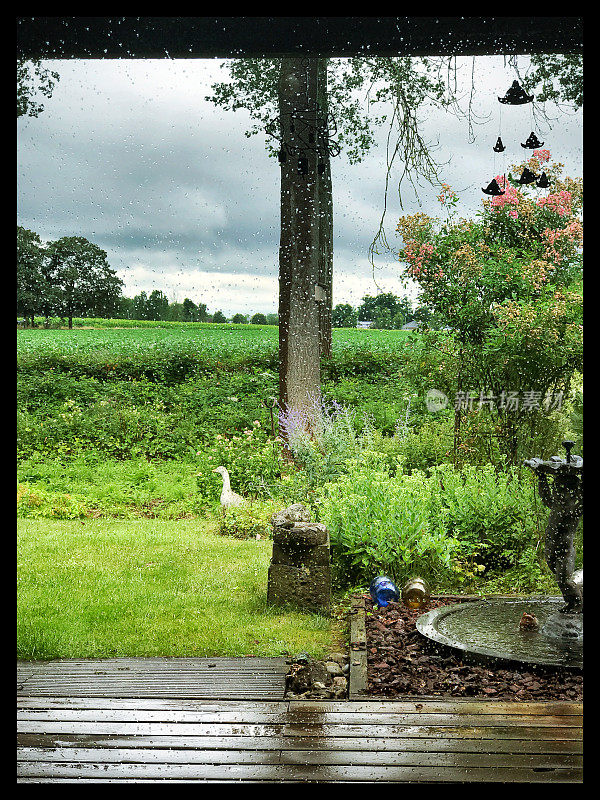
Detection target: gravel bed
<box><xmin>364</xmin><ymin>596</ymin><xmax>583</xmax><ymax>701</ymax></box>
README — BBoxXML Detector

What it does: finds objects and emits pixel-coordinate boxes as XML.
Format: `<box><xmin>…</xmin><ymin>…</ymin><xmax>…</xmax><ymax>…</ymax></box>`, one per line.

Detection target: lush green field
<box><xmin>17</xmin><ymin>517</ymin><xmax>333</xmax><ymax>660</ymax></box>
<box><xmin>16</xmin><ymin>323</ymin><xmax>415</xmax><ymax>375</ymax></box>
<box><xmin>17</xmin><ymin>322</ymin><xmax>423</xmax><ymax>515</ymax></box>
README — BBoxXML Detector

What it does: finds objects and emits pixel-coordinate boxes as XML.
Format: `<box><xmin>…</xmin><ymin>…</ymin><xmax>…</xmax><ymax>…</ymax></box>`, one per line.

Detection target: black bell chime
<box><xmin>536</xmin><ymin>172</ymin><xmax>550</xmax><ymax>189</ymax></box>
<box><xmin>486</xmin><ymin>78</ymin><xmax>550</xmax><ymax>195</ymax></box>
<box><xmin>482</xmin><ymin>178</ymin><xmax>506</xmax><ymax>196</ymax></box>
<box><xmin>521</xmin><ymin>131</ymin><xmax>544</xmax><ymax>149</ymax></box>
<box><xmin>517</xmin><ymin>167</ymin><xmax>538</xmax><ymax>185</ymax></box>
<box><xmin>498</xmin><ymin>80</ymin><xmax>534</xmax><ymax>105</ymax></box>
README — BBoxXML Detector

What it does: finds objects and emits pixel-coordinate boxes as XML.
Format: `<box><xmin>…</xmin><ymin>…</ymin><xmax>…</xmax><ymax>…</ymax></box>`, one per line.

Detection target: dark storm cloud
<box><xmin>17</xmin><ymin>57</ymin><xmax>582</xmax><ymax>315</ymax></box>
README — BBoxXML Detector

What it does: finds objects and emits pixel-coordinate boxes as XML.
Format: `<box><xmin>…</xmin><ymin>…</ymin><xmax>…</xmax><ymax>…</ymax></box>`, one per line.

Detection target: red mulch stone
<box><xmin>363</xmin><ymin>595</ymin><xmax>583</xmax><ymax>701</ymax></box>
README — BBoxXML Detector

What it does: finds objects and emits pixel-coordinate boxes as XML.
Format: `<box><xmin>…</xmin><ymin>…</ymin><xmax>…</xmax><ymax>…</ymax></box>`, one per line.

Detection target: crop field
<box><xmin>16</xmin><ymin>322</ymin><xmax>413</xmax><ymax>362</ymax></box>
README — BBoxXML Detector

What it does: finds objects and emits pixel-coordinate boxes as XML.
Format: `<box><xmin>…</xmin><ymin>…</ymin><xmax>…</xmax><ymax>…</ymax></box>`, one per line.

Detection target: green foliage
<box><xmin>317</xmin><ymin>465</ymin><xmax>460</xmax><ymax>589</ymax></box>
<box><xmin>332</xmin><ymin>303</ymin><xmax>357</xmax><ymax>329</ymax></box>
<box><xmin>17</xmin><ymin>58</ymin><xmax>60</xmax><ymax>118</ymax></box>
<box><xmin>316</xmin><ymin>459</ymin><xmax>542</xmax><ymax>590</ymax></box>
<box><xmin>358</xmin><ymin>293</ymin><xmax>412</xmax><ymax>330</ymax></box>
<box><xmin>523</xmin><ymin>54</ymin><xmax>583</xmax><ymax>110</ymax></box>
<box><xmin>426</xmin><ymin>464</ymin><xmax>540</xmax><ymax>571</ymax></box>
<box><xmin>206</xmin><ymin>57</ymin><xmax>452</xmax><ymax>166</ymax></box>
<box><xmin>390</xmin><ymin>414</ymin><xmax>455</xmax><ymax>473</ymax></box>
<box><xmin>17</xmin><ymin>482</ymin><xmax>87</xmax><ymax>519</ymax></box>
<box><xmin>217</xmin><ymin>499</ymin><xmax>285</xmax><ymax>539</ymax></box>
<box><xmin>194</xmin><ymin>423</ymin><xmax>283</xmax><ymax>502</ymax></box>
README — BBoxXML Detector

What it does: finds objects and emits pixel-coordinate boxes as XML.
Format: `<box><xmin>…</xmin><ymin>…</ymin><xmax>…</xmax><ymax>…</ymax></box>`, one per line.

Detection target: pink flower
<box><xmin>537</xmin><ymin>190</ymin><xmax>572</xmax><ymax>217</ymax></box>
<box><xmin>490</xmin><ymin>181</ymin><xmax>519</xmax><ymax>212</ymax></box>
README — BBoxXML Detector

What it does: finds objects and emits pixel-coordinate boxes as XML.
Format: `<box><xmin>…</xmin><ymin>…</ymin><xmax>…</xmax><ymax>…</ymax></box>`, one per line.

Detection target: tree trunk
<box><xmin>316</xmin><ymin>58</ymin><xmax>333</xmax><ymax>359</ymax></box>
<box><xmin>277</xmin><ymin>57</ymin><xmax>322</xmax><ymax>435</ymax></box>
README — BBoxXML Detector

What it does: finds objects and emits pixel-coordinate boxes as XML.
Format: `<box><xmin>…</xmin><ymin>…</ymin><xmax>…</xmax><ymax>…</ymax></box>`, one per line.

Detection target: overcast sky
<box><xmin>17</xmin><ymin>56</ymin><xmax>582</xmax><ymax>317</ymax></box>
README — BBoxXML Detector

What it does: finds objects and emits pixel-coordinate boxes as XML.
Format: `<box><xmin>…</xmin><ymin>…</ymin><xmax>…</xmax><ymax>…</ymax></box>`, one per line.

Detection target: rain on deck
<box><xmin>17</xmin><ymin>657</ymin><xmax>582</xmax><ymax>783</ymax></box>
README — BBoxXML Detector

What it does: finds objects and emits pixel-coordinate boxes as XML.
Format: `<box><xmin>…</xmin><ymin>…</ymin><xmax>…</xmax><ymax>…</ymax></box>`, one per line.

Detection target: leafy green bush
<box><xmin>427</xmin><ymin>463</ymin><xmax>539</xmax><ymax>570</ymax></box>
<box><xmin>317</xmin><ymin>465</ymin><xmax>461</xmax><ymax>588</ymax></box>
<box><xmin>389</xmin><ymin>414</ymin><xmax>454</xmax><ymax>473</ymax></box>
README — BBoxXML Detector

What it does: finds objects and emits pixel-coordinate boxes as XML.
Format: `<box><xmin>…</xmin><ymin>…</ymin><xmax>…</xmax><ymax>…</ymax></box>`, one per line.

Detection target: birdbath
<box><xmin>415</xmin><ymin>442</ymin><xmax>583</xmax><ymax>670</ymax></box>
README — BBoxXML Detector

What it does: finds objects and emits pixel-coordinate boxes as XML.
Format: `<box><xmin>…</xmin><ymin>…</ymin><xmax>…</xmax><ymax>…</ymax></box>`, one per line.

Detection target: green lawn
<box><xmin>17</xmin><ymin>517</ymin><xmax>334</xmax><ymax>661</ymax></box>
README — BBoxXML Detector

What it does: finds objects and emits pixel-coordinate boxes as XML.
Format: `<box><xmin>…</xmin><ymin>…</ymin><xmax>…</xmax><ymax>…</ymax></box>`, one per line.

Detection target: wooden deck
<box><xmin>17</xmin><ymin>659</ymin><xmax>582</xmax><ymax>783</ymax></box>
<box><xmin>17</xmin><ymin>657</ymin><xmax>288</xmax><ymax>700</ymax></box>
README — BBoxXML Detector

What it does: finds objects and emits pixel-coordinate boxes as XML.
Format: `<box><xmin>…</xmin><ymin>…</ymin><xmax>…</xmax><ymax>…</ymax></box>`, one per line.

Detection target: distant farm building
<box><xmin>401</xmin><ymin>320</ymin><xmax>420</xmax><ymax>331</ymax></box>
<box><xmin>356</xmin><ymin>320</ymin><xmax>373</xmax><ymax>329</ymax></box>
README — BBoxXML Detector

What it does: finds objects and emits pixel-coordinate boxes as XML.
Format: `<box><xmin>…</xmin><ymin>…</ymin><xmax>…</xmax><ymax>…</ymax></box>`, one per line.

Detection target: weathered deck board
<box><xmin>17</xmin><ymin>694</ymin><xmax>582</xmax><ymax>783</ymax></box>
<box><xmin>17</xmin><ymin>658</ymin><xmax>288</xmax><ymax>699</ymax></box>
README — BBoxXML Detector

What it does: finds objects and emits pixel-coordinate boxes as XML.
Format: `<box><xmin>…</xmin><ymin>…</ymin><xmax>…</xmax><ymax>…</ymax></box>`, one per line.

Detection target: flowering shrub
<box><xmin>396</xmin><ymin>153</ymin><xmax>582</xmax><ymax>464</ymax></box>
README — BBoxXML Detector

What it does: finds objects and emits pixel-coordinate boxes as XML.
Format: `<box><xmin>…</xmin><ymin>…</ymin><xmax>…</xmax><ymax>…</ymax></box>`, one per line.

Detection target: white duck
<box><xmin>213</xmin><ymin>466</ymin><xmax>246</xmax><ymax>509</ymax></box>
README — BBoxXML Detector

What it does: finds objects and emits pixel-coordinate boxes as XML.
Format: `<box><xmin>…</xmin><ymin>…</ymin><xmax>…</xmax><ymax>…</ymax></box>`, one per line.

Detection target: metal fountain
<box><xmin>416</xmin><ymin>442</ymin><xmax>583</xmax><ymax>670</ymax></box>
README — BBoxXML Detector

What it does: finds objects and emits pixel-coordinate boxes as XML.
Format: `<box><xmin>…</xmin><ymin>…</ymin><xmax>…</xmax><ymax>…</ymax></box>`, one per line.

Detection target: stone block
<box><xmin>267</xmin><ymin>563</ymin><xmax>331</xmax><ymax>612</ymax></box>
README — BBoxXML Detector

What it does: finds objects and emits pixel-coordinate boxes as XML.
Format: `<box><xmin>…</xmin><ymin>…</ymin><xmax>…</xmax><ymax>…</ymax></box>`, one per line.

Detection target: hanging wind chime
<box><xmin>483</xmin><ymin>78</ymin><xmax>549</xmax><ymax>196</ymax></box>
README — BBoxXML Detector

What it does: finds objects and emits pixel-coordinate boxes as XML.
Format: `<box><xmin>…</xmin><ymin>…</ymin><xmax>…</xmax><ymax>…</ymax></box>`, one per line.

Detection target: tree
<box><xmin>357</xmin><ymin>293</ymin><xmax>412</xmax><ymax>329</ymax></box>
<box><xmin>212</xmin><ymin>310</ymin><xmax>227</xmax><ymax>323</ymax></box>
<box><xmin>117</xmin><ymin>296</ymin><xmax>134</xmax><ymax>319</ymax></box>
<box><xmin>207</xmin><ymin>56</ymin><xmax>457</xmax><ymax>429</ymax></box>
<box><xmin>143</xmin><ymin>289</ymin><xmax>168</xmax><ymax>321</ymax></box>
<box><xmin>396</xmin><ymin>152</ymin><xmax>583</xmax><ymax>465</ymax></box>
<box><xmin>17</xmin><ymin>59</ymin><xmax>60</xmax><ymax>118</ymax></box>
<box><xmin>132</xmin><ymin>291</ymin><xmax>149</xmax><ymax>320</ymax></box>
<box><xmin>332</xmin><ymin>303</ymin><xmax>358</xmax><ymax>329</ymax></box>
<box><xmin>182</xmin><ymin>297</ymin><xmax>198</xmax><ymax>321</ymax></box>
<box><xmin>276</xmin><ymin>58</ymin><xmax>323</xmax><ymax>428</ymax></box>
<box><xmin>523</xmin><ymin>54</ymin><xmax>583</xmax><ymax>110</ymax></box>
<box><xmin>166</xmin><ymin>301</ymin><xmax>185</xmax><ymax>322</ymax></box>
<box><xmin>208</xmin><ymin>53</ymin><xmax>583</xmax><ymax>438</ymax></box>
<box><xmin>45</xmin><ymin>237</ymin><xmax>123</xmax><ymax>328</ymax></box>
<box><xmin>17</xmin><ymin>226</ymin><xmax>47</xmax><ymax>326</ymax></box>
<box><xmin>232</xmin><ymin>313</ymin><xmax>248</xmax><ymax>324</ymax></box>
<box><xmin>250</xmin><ymin>312</ymin><xmax>267</xmax><ymax>325</ymax></box>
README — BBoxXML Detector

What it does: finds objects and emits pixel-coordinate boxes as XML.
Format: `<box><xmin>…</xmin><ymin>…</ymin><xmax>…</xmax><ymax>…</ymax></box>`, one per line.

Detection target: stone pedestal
<box><xmin>267</xmin><ymin>504</ymin><xmax>331</xmax><ymax>613</ymax></box>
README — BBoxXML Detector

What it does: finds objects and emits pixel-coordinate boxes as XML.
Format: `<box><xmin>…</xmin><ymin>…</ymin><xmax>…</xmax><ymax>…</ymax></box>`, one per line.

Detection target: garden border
<box><xmin>347</xmin><ymin>593</ymin><xmax>572</xmax><ymax>701</ymax></box>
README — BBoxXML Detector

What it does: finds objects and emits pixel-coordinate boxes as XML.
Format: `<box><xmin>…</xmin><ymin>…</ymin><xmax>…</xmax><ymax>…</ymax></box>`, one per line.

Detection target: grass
<box><xmin>17</xmin><ymin>517</ymin><xmax>334</xmax><ymax>661</ymax></box>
